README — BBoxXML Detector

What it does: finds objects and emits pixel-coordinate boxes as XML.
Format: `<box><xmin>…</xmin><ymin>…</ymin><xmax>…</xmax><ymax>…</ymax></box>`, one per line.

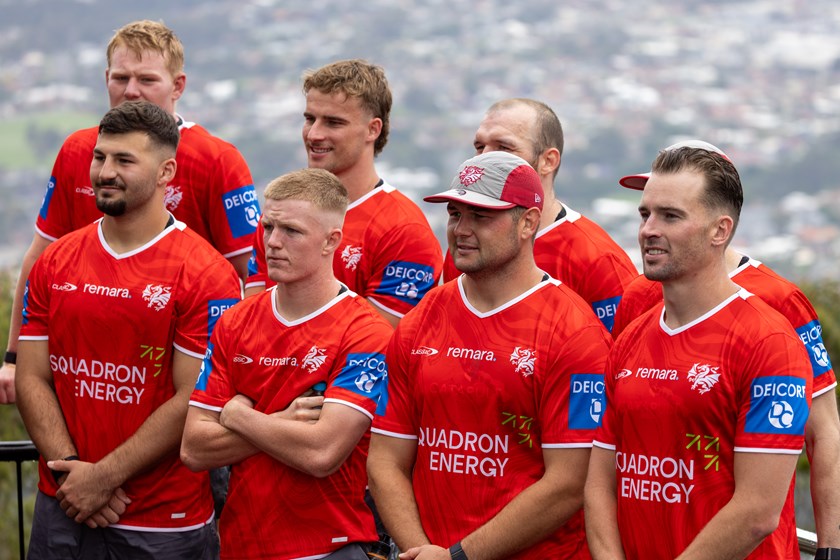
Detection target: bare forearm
<box><xmin>181</xmin><ymin>407</ymin><xmax>259</xmax><ymax>471</ymax></box>
<box><xmin>367</xmin><ymin>461</ymin><xmax>429</xmax><ymax>550</ymax></box>
<box><xmin>16</xmin><ymin>374</ymin><xmax>76</xmax><ymax>460</ymax></box>
<box><xmin>807</xmin><ymin>394</ymin><xmax>840</xmax><ymax>547</ymax></box>
<box><xmin>675</xmin><ymin>502</ymin><xmax>771</xmax><ymax>560</ymax></box>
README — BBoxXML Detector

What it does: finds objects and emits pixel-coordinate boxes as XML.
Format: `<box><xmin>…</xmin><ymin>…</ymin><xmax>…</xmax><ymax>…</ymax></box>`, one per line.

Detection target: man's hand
<box><xmin>272</xmin><ymin>393</ymin><xmax>324</xmax><ymax>423</ymax></box>
<box><xmin>0</xmin><ymin>363</ymin><xmax>15</xmax><ymax>403</ymax></box>
<box><xmin>399</xmin><ymin>545</ymin><xmax>450</xmax><ymax>560</ymax></box>
<box><xmin>220</xmin><ymin>394</ymin><xmax>255</xmax><ymax>428</ymax></box>
<box><xmin>51</xmin><ymin>459</ymin><xmax>118</xmax><ymax>523</ymax></box>
<box><xmin>83</xmin><ymin>488</ymin><xmax>132</xmax><ymax>528</ymax></box>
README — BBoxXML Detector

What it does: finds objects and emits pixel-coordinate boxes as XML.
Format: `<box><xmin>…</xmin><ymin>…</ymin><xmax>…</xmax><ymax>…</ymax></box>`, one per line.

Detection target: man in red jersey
<box><xmin>244</xmin><ymin>59</ymin><xmax>442</xmax><ymax>328</ymax></box>
<box><xmin>182</xmin><ymin>168</ymin><xmax>392</xmax><ymax>559</ymax></box>
<box><xmin>16</xmin><ymin>101</ymin><xmax>240</xmax><ymax>558</ymax></box>
<box><xmin>441</xmin><ymin>98</ymin><xmax>638</xmax><ymax>333</ymax></box>
<box><xmin>368</xmin><ymin>151</ymin><xmax>612</xmax><ymax>559</ymax></box>
<box><xmin>1</xmin><ymin>20</ymin><xmax>258</xmax><ymax>404</ymax></box>
<box><xmin>612</xmin><ymin>139</ymin><xmax>840</xmax><ymax>556</ymax></box>
<box><xmin>585</xmin><ymin>144</ymin><xmax>813</xmax><ymax>558</ymax></box>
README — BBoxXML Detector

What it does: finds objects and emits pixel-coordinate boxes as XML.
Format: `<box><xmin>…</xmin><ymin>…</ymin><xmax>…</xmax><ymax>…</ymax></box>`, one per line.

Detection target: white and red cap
<box><xmin>424</xmin><ymin>151</ymin><xmax>544</xmax><ymax>211</ymax></box>
<box><xmin>619</xmin><ymin>139</ymin><xmax>732</xmax><ymax>190</ymax></box>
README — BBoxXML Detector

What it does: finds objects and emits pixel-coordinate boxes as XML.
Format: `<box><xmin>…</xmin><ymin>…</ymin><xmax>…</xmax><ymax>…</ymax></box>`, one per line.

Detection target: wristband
<box><xmin>50</xmin><ymin>455</ymin><xmax>79</xmax><ymax>484</ymax></box>
<box><xmin>449</xmin><ymin>542</ymin><xmax>468</xmax><ymax>560</ymax></box>
<box><xmin>816</xmin><ymin>549</ymin><xmax>840</xmax><ymax>560</ymax></box>
<box><xmin>3</xmin><ymin>351</ymin><xmax>16</xmax><ymax>365</ymax></box>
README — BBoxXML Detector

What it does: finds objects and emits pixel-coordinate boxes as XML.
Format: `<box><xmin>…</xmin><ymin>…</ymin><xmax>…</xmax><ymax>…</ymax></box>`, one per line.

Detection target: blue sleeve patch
<box><xmin>208</xmin><ymin>299</ymin><xmax>238</xmax><ymax>337</ymax></box>
<box><xmin>38</xmin><ymin>176</ymin><xmax>57</xmax><ymax>221</ymax></box>
<box><xmin>195</xmin><ymin>342</ymin><xmax>214</xmax><ymax>391</ymax></box>
<box><xmin>21</xmin><ymin>281</ymin><xmax>31</xmax><ymax>326</ymax></box>
<box><xmin>375</xmin><ymin>260</ymin><xmax>436</xmax><ymax>306</ymax></box>
<box><xmin>568</xmin><ymin>373</ymin><xmax>606</xmax><ymax>430</ymax></box>
<box><xmin>333</xmin><ymin>352</ymin><xmax>387</xmax><ymax>412</ymax></box>
<box><xmin>592</xmin><ymin>295</ymin><xmax>622</xmax><ymax>333</ymax></box>
<box><xmin>222</xmin><ymin>185</ymin><xmax>261</xmax><ymax>238</ymax></box>
<box><xmin>795</xmin><ymin>320</ymin><xmax>832</xmax><ymax>378</ymax></box>
<box><xmin>247</xmin><ymin>247</ymin><xmax>258</xmax><ymax>276</ymax></box>
<box><xmin>745</xmin><ymin>376</ymin><xmax>809</xmax><ymax>435</ymax></box>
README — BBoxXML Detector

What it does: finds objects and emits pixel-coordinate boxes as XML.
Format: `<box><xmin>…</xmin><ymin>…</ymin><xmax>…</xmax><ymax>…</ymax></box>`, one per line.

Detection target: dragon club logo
<box><xmin>341</xmin><ymin>245</ymin><xmax>362</xmax><ymax>271</ymax></box>
<box><xmin>459</xmin><ymin>165</ymin><xmax>484</xmax><ymax>186</ymax></box>
<box><xmin>687</xmin><ymin>363</ymin><xmax>721</xmax><ymax>394</ymax></box>
<box><xmin>302</xmin><ymin>346</ymin><xmax>327</xmax><ymax>373</ymax></box>
<box><xmin>510</xmin><ymin>347</ymin><xmax>536</xmax><ymax>377</ymax></box>
<box><xmin>164</xmin><ymin>185</ymin><xmax>183</xmax><ymax>210</ymax></box>
<box><xmin>142</xmin><ymin>284</ymin><xmax>172</xmax><ymax>311</ymax></box>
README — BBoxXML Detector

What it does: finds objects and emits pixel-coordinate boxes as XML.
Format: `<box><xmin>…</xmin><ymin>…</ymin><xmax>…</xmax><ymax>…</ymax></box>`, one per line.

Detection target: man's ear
<box><xmin>159</xmin><ymin>158</ymin><xmax>177</xmax><ymax>187</ymax></box>
<box><xmin>323</xmin><ymin>228</ymin><xmax>343</xmax><ymax>255</ymax></box>
<box><xmin>520</xmin><ymin>207</ymin><xmax>542</xmax><ymax>239</ymax></box>
<box><xmin>710</xmin><ymin>214</ymin><xmax>734</xmax><ymax>248</ymax></box>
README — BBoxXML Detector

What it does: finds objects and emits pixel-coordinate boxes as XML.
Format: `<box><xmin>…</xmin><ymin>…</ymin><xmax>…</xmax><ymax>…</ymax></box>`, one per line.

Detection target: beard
<box><xmin>94</xmin><ymin>179</ymin><xmax>127</xmax><ymax>216</ymax></box>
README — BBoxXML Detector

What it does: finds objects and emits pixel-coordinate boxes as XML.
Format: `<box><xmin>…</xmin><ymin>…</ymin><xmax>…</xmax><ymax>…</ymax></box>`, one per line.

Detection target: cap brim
<box><xmin>423</xmin><ymin>189</ymin><xmax>517</xmax><ymax>209</ymax></box>
<box><xmin>619</xmin><ymin>173</ymin><xmax>650</xmax><ymax>191</ymax></box>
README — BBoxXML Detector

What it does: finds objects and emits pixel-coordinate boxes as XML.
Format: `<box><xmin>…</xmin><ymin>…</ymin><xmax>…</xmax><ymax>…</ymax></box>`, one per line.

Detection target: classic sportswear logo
<box><xmin>164</xmin><ymin>185</ymin><xmax>183</xmax><ymax>210</ymax></box>
<box><xmin>341</xmin><ymin>245</ymin><xmax>363</xmax><ymax>271</ymax></box>
<box><xmin>302</xmin><ymin>346</ymin><xmax>327</xmax><ymax>373</ymax></box>
<box><xmin>616</xmin><ymin>369</ymin><xmax>633</xmax><ymax>380</ymax></box>
<box><xmin>233</xmin><ymin>354</ymin><xmax>253</xmax><ymax>364</ymax></box>
<box><xmin>510</xmin><ymin>347</ymin><xmax>536</xmax><ymax>377</ymax></box>
<box><xmin>411</xmin><ymin>346</ymin><xmax>439</xmax><ymax>356</ymax></box>
<box><xmin>143</xmin><ymin>284</ymin><xmax>172</xmax><ymax>311</ymax></box>
<box><xmin>75</xmin><ymin>186</ymin><xmax>94</xmax><ymax>196</ymax></box>
<box><xmin>52</xmin><ymin>282</ymin><xmax>78</xmax><ymax>292</ymax></box>
<box><xmin>686</xmin><ymin>363</ymin><xmax>721</xmax><ymax>395</ymax></box>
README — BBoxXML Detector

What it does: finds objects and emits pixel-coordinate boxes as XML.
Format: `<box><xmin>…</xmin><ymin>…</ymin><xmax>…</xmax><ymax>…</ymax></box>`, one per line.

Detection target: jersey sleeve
<box><xmin>734</xmin><ymin>331</ymin><xmax>812</xmax><ymax>454</ymax></box>
<box><xmin>582</xmin><ymin>252</ymin><xmax>639</xmax><ymax>334</ymax></box>
<box><xmin>189</xmin><ymin>310</ymin><xmax>237</xmax><ymax>411</ymax></box>
<box><xmin>541</xmin><ymin>323</ymin><xmax>611</xmax><ymax>448</ymax></box>
<box><xmin>18</xmin><ymin>247</ymin><xmax>55</xmax><ymax>340</ymax></box>
<box><xmin>777</xmin><ymin>289</ymin><xmax>836</xmax><ymax>396</ymax></box>
<box><xmin>367</xmin><ymin>222</ymin><xmax>443</xmax><ymax>318</ymax></box>
<box><xmin>371</xmin><ymin>319</ymin><xmax>418</xmax><ymax>438</ymax></box>
<box><xmin>173</xmin><ymin>256</ymin><xmax>242</xmax><ymax>359</ymax></box>
<box><xmin>611</xmin><ymin>275</ymin><xmax>661</xmax><ymax>338</ymax></box>
<box><xmin>35</xmin><ymin>133</ymin><xmax>95</xmax><ymax>241</ymax></box>
<box><xmin>207</xmin><ymin>143</ymin><xmax>260</xmax><ymax>258</ymax></box>
<box><xmin>245</xmin><ymin>220</ymin><xmax>275</xmax><ymax>291</ymax></box>
<box><xmin>323</xmin><ymin>312</ymin><xmax>392</xmax><ymax>420</ymax></box>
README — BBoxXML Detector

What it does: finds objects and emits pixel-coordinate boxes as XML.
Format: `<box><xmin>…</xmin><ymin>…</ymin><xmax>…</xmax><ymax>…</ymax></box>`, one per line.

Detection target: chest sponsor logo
<box><xmin>569</xmin><ymin>373</ymin><xmax>606</xmax><ymax>429</ymax></box>
<box><xmin>616</xmin><ymin>452</ymin><xmax>696</xmax><ymax>504</ymax></box>
<box><xmin>51</xmin><ymin>282</ymin><xmax>78</xmax><ymax>292</ymax></box>
<box><xmin>164</xmin><ymin>185</ymin><xmax>183</xmax><ymax>210</ymax></box>
<box><xmin>223</xmin><ymin>185</ymin><xmax>260</xmax><ymax>238</ymax></box>
<box><xmin>38</xmin><ymin>176</ymin><xmax>56</xmax><ymax>220</ymax></box>
<box><xmin>411</xmin><ymin>346</ymin><xmax>439</xmax><ymax>356</ymax></box>
<box><xmin>446</xmin><ymin>346</ymin><xmax>496</xmax><ymax>361</ymax></box>
<box><xmin>75</xmin><ymin>186</ymin><xmax>94</xmax><ymax>196</ymax></box>
<box><xmin>592</xmin><ymin>295</ymin><xmax>622</xmax><ymax>332</ymax></box>
<box><xmin>376</xmin><ymin>261</ymin><xmax>436</xmax><ymax>303</ymax></box>
<box><xmin>341</xmin><ymin>245</ymin><xmax>363</xmax><ymax>271</ymax></box>
<box><xmin>82</xmin><ymin>283</ymin><xmax>130</xmax><ymax>299</ymax></box>
<box><xmin>420</xmin><ymin>426</ymin><xmax>510</xmax><ymax>478</ymax></box>
<box><xmin>509</xmin><ymin>347</ymin><xmax>536</xmax><ymax>377</ymax></box>
<box><xmin>796</xmin><ymin>320</ymin><xmax>832</xmax><ymax>374</ymax></box>
<box><xmin>302</xmin><ymin>346</ymin><xmax>327</xmax><ymax>373</ymax></box>
<box><xmin>52</xmin><ymin>353</ymin><xmax>151</xmax><ymax>405</ymax></box>
<box><xmin>745</xmin><ymin>375</ymin><xmax>809</xmax><ymax>435</ymax></box>
<box><xmin>617</xmin><ymin>366</ymin><xmax>679</xmax><ymax>381</ymax></box>
<box><xmin>258</xmin><ymin>355</ymin><xmax>297</xmax><ymax>367</ymax></box>
<box><xmin>686</xmin><ymin>363</ymin><xmax>721</xmax><ymax>395</ymax></box>
<box><xmin>143</xmin><ymin>284</ymin><xmax>172</xmax><ymax>311</ymax></box>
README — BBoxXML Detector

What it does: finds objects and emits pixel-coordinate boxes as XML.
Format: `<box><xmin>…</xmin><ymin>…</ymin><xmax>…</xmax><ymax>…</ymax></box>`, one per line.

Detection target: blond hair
<box><xmin>264</xmin><ymin>168</ymin><xmax>349</xmax><ymax>216</ymax></box>
<box><xmin>107</xmin><ymin>20</ymin><xmax>184</xmax><ymax>78</ymax></box>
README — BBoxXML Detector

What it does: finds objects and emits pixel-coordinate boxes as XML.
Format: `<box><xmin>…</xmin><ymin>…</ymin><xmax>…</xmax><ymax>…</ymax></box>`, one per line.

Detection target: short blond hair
<box><xmin>107</xmin><ymin>20</ymin><xmax>184</xmax><ymax>78</ymax></box>
<box><xmin>303</xmin><ymin>59</ymin><xmax>392</xmax><ymax>156</ymax></box>
<box><xmin>264</xmin><ymin>169</ymin><xmax>349</xmax><ymax>216</ymax></box>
